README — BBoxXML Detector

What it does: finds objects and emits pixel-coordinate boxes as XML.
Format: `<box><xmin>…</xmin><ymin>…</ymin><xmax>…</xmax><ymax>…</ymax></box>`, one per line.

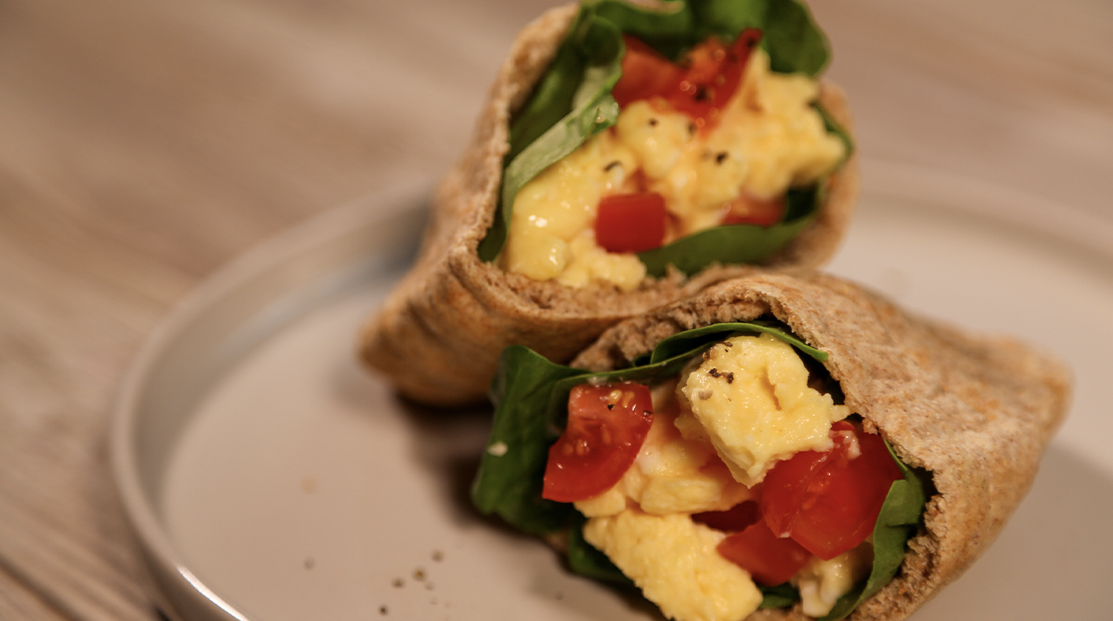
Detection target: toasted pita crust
<box><xmin>570</xmin><ymin>272</ymin><xmax>1071</xmax><ymax>621</ymax></box>
<box><xmin>360</xmin><ymin>4</ymin><xmax>860</xmax><ymax>406</ymax></box>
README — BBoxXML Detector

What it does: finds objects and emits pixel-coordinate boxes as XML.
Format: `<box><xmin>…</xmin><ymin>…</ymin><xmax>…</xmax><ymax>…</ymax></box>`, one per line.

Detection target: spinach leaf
<box><xmin>815</xmin><ymin>100</ymin><xmax>854</xmax><ymax>163</ymax></box>
<box><xmin>757</xmin><ymin>0</ymin><xmax>830</xmax><ymax>75</ymax></box>
<box><xmin>505</xmin><ymin>29</ymin><xmax>586</xmax><ymax>164</ymax></box>
<box><xmin>471</xmin><ymin>346</ymin><xmax>587</xmax><ymax>534</ymax></box>
<box><xmin>817</xmin><ymin>439</ymin><xmax>928</xmax><ymax>621</ymax></box>
<box><xmin>644</xmin><ymin>321</ymin><xmax>827</xmax><ymax>364</ymax></box>
<box><xmin>759</xmin><ymin>583</ymin><xmax>799</xmax><ymax>609</ymax></box>
<box><xmin>478</xmin><ymin>0</ymin><xmax>835</xmax><ymax>262</ymax></box>
<box><xmin>477</xmin><ymin>13</ymin><xmax>624</xmax><ymax>262</ymax></box>
<box><xmin>567</xmin><ymin>513</ymin><xmax>635</xmax><ymax>585</ymax></box>
<box><xmin>634</xmin><ymin>177</ymin><xmax>831</xmax><ymax>278</ymax></box>
<box><xmin>636</xmin><ymin>202</ymin><xmax>818</xmax><ymax>277</ymax></box>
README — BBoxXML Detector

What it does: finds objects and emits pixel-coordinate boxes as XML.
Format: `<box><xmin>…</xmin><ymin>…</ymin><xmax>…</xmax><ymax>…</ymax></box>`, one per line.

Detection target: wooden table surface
<box><xmin>1</xmin><ymin>0</ymin><xmax>1110</xmax><ymax>618</ymax></box>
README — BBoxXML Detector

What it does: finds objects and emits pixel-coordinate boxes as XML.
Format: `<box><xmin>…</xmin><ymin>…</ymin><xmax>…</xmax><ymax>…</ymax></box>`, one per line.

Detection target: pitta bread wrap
<box><xmin>360</xmin><ymin>2</ymin><xmax>859</xmax><ymax>406</ymax></box>
<box><xmin>555</xmin><ymin>272</ymin><xmax>1070</xmax><ymax>620</ymax></box>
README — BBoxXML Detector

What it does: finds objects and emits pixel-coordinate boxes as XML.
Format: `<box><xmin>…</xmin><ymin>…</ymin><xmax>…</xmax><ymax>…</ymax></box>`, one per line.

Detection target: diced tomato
<box><xmin>670</xmin><ymin>30</ymin><xmax>760</xmax><ymax>130</ymax></box>
<box><xmin>692</xmin><ymin>499</ymin><xmax>762</xmax><ymax>532</ymax></box>
<box><xmin>612</xmin><ymin>35</ymin><xmax>684</xmax><ymax>108</ymax></box>
<box><xmin>594</xmin><ymin>192</ymin><xmax>668</xmax><ymax>253</ymax></box>
<box><xmin>762</xmin><ymin>421</ymin><xmax>903</xmax><ymax>560</ymax></box>
<box><xmin>612</xmin><ymin>29</ymin><xmax>762</xmax><ymax>132</ymax></box>
<box><xmin>721</xmin><ymin>193</ymin><xmax>786</xmax><ymax>227</ymax></box>
<box><xmin>717</xmin><ymin>518</ymin><xmax>812</xmax><ymax>586</ymax></box>
<box><xmin>542</xmin><ymin>382</ymin><xmax>654</xmax><ymax>503</ymax></box>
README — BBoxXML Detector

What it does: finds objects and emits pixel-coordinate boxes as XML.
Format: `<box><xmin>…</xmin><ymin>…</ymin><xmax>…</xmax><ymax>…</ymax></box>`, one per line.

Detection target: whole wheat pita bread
<box><xmin>360</xmin><ymin>4</ymin><xmax>859</xmax><ymax>406</ymax></box>
<box><xmin>568</xmin><ymin>272</ymin><xmax>1071</xmax><ymax>621</ymax></box>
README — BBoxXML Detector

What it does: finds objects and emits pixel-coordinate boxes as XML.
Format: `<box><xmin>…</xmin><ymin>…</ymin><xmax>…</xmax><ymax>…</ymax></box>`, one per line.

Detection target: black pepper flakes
<box><xmin>725</xmin><ymin>372</ymin><xmax>735</xmax><ymax>384</ymax></box>
<box><xmin>432</xmin><ymin>550</ymin><xmax>444</xmax><ymax>562</ymax></box>
<box><xmin>649</xmin><ymin>118</ymin><xmax>658</xmax><ymax>126</ymax></box>
<box><xmin>604</xmin><ymin>160</ymin><xmax>621</xmax><ymax>172</ymax></box>
<box><xmin>380</xmin><ymin>605</ymin><xmax>388</xmax><ymax>615</ymax></box>
<box><xmin>392</xmin><ymin>578</ymin><xmax>404</xmax><ymax>588</ymax></box>
<box><xmin>715</xmin><ymin>151</ymin><xmax>728</xmax><ymax>164</ymax></box>
<box><xmin>708</xmin><ymin>368</ymin><xmax>721</xmax><ymax>378</ymax></box>
<box><xmin>607</xmin><ymin>403</ymin><xmax>614</xmax><ymax>410</ymax></box>
<box><xmin>413</xmin><ymin>568</ymin><xmax>426</xmax><ymax>581</ymax></box>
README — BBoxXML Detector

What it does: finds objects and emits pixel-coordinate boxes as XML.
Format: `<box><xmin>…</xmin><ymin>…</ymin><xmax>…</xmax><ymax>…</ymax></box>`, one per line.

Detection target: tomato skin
<box><xmin>721</xmin><ymin>193</ymin><xmax>786</xmax><ymax>227</ymax></box>
<box><xmin>717</xmin><ymin>518</ymin><xmax>812</xmax><ymax>586</ymax></box>
<box><xmin>594</xmin><ymin>192</ymin><xmax>668</xmax><ymax>253</ymax></box>
<box><xmin>670</xmin><ymin>30</ymin><xmax>760</xmax><ymax>130</ymax></box>
<box><xmin>762</xmin><ymin>421</ymin><xmax>903</xmax><ymax>560</ymax></box>
<box><xmin>542</xmin><ymin>382</ymin><xmax>654</xmax><ymax>503</ymax></box>
<box><xmin>612</xmin><ymin>29</ymin><xmax>762</xmax><ymax>132</ymax></box>
<box><xmin>692</xmin><ymin>499</ymin><xmax>762</xmax><ymax>533</ymax></box>
<box><xmin>612</xmin><ymin>35</ymin><xmax>684</xmax><ymax>108</ymax></box>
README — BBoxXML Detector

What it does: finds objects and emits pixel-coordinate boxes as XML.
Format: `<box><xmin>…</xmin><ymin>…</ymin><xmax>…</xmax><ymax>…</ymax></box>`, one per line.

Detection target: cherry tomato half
<box><xmin>612</xmin><ymin>30</ymin><xmax>762</xmax><ymax>132</ymax></box>
<box><xmin>762</xmin><ymin>421</ymin><xmax>903</xmax><ymax>560</ymax></box>
<box><xmin>542</xmin><ymin>382</ymin><xmax>654</xmax><ymax>503</ymax></box>
<box><xmin>611</xmin><ymin>35</ymin><xmax>684</xmax><ymax>108</ymax></box>
<box><xmin>594</xmin><ymin>192</ymin><xmax>668</xmax><ymax>253</ymax></box>
<box><xmin>717</xmin><ymin>518</ymin><xmax>812</xmax><ymax>586</ymax></box>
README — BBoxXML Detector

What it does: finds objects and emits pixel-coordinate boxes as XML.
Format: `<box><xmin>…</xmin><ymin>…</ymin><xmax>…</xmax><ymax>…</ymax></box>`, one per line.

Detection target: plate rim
<box><xmin>110</xmin><ymin>180</ymin><xmax>430</xmax><ymax>621</ymax></box>
<box><xmin>108</xmin><ymin>164</ymin><xmax>1112</xmax><ymax>621</ymax></box>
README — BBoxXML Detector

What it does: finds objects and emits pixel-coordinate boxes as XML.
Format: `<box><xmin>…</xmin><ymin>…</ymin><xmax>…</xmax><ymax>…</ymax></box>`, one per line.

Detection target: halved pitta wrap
<box><xmin>535</xmin><ymin>272</ymin><xmax>1068</xmax><ymax>620</ymax></box>
<box><xmin>360</xmin><ymin>2</ymin><xmax>859</xmax><ymax>406</ymax></box>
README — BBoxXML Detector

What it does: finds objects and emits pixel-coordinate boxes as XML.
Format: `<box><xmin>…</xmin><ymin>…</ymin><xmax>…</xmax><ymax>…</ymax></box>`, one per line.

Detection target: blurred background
<box><xmin>0</xmin><ymin>0</ymin><xmax>1110</xmax><ymax>618</ymax></box>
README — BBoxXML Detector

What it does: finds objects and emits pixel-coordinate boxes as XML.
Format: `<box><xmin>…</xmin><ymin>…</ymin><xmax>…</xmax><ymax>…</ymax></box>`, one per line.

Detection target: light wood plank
<box><xmin>0</xmin><ymin>0</ymin><xmax>1108</xmax><ymax>618</ymax></box>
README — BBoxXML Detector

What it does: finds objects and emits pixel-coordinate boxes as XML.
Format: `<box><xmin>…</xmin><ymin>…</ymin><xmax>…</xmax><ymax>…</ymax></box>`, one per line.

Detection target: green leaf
<box><xmin>478</xmin><ymin>0</ymin><xmax>835</xmax><ymax>262</ymax></box>
<box><xmin>591</xmin><ymin>0</ymin><xmax>694</xmax><ymax>59</ymax></box>
<box><xmin>759</xmin><ymin>583</ymin><xmax>799</xmax><ymax>609</ymax></box>
<box><xmin>816</xmin><ymin>439</ymin><xmax>928</xmax><ymax>621</ymax></box>
<box><xmin>760</xmin><ymin>0</ymin><xmax>830</xmax><ymax>75</ymax></box>
<box><xmin>646</xmin><ymin>321</ymin><xmax>827</xmax><ymax>364</ymax></box>
<box><xmin>471</xmin><ymin>346</ymin><xmax>589</xmax><ymax>534</ymax></box>
<box><xmin>505</xmin><ymin>32</ymin><xmax>586</xmax><ymax>164</ymax></box>
<box><xmin>636</xmin><ymin>200</ymin><xmax>818</xmax><ymax>277</ymax></box>
<box><xmin>815</xmin><ymin>101</ymin><xmax>855</xmax><ymax>163</ymax></box>
<box><xmin>567</xmin><ymin>513</ymin><xmax>635</xmax><ymax>585</ymax></box>
<box><xmin>690</xmin><ymin>0</ymin><xmax>767</xmax><ymax>44</ymax></box>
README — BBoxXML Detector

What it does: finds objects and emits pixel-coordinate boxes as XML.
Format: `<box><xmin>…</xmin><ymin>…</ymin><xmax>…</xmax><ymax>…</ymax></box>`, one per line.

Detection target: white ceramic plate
<box><xmin>112</xmin><ymin>162</ymin><xmax>1113</xmax><ymax>621</ymax></box>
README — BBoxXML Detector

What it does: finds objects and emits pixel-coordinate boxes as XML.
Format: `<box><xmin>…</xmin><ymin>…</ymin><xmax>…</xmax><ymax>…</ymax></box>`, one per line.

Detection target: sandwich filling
<box><xmin>542</xmin><ymin>334</ymin><xmax>903</xmax><ymax>621</ymax></box>
<box><xmin>497</xmin><ymin>26</ymin><xmax>847</xmax><ymax>291</ymax></box>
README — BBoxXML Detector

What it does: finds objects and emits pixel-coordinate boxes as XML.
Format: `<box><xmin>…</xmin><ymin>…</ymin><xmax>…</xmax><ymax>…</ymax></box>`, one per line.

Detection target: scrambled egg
<box><xmin>583</xmin><ymin>511</ymin><xmax>763</xmax><ymax>621</ymax></box>
<box><xmin>500</xmin><ymin>48</ymin><xmax>846</xmax><ymax>290</ymax></box>
<box><xmin>577</xmin><ymin>334</ymin><xmax>856</xmax><ymax>621</ymax></box>
<box><xmin>797</xmin><ymin>546</ymin><xmax>872</xmax><ymax>617</ymax></box>
<box><xmin>680</xmin><ymin>333</ymin><xmax>849</xmax><ymax>485</ymax></box>
<box><xmin>500</xmin><ymin>131</ymin><xmax>646</xmax><ymax>289</ymax></box>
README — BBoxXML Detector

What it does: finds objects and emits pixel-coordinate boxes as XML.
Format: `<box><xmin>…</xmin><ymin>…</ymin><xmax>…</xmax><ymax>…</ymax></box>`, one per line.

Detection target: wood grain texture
<box><xmin>0</xmin><ymin>0</ymin><xmax>1109</xmax><ymax>618</ymax></box>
